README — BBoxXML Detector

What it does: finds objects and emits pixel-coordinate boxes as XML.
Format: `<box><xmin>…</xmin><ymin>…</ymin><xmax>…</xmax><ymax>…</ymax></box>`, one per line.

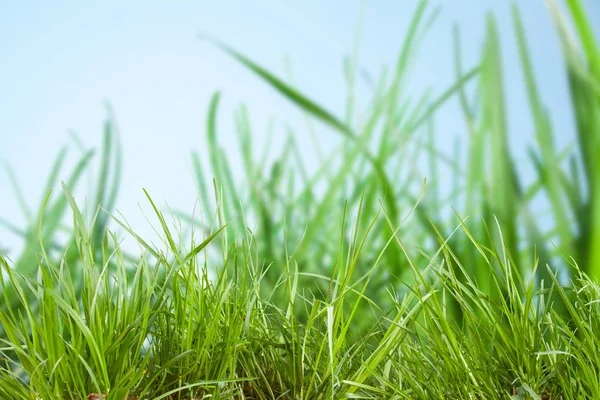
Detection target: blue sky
<box><xmin>1</xmin><ymin>1</ymin><xmax>598</xmax><ymax>256</ymax></box>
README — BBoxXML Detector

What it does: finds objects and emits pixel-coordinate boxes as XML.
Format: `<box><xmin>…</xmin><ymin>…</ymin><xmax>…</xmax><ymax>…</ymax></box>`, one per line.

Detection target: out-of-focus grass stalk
<box><xmin>546</xmin><ymin>0</ymin><xmax>600</xmax><ymax>278</ymax></box>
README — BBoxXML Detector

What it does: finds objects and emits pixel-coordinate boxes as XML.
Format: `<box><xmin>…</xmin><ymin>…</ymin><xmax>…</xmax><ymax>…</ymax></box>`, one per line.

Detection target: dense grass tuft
<box><xmin>1</xmin><ymin>0</ymin><xmax>599</xmax><ymax>398</ymax></box>
<box><xmin>1</xmin><ymin>188</ymin><xmax>600</xmax><ymax>399</ymax></box>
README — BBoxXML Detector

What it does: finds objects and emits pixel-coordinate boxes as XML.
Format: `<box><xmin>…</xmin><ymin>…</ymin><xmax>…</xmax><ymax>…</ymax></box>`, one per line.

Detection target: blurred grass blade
<box><xmin>201</xmin><ymin>34</ymin><xmax>353</xmax><ymax>137</ymax></box>
<box><xmin>564</xmin><ymin>0</ymin><xmax>600</xmax><ymax>78</ymax></box>
<box><xmin>1</xmin><ymin>161</ymin><xmax>32</xmax><ymax>223</ymax></box>
<box><xmin>513</xmin><ymin>5</ymin><xmax>572</xmax><ymax>257</ymax></box>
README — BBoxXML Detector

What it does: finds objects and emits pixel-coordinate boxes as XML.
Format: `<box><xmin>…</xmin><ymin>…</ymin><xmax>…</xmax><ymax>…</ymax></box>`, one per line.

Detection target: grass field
<box><xmin>1</xmin><ymin>0</ymin><xmax>599</xmax><ymax>398</ymax></box>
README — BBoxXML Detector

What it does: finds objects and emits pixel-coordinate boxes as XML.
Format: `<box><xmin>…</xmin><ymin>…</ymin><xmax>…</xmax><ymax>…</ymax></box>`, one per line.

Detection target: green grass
<box><xmin>2</xmin><ymin>187</ymin><xmax>600</xmax><ymax>399</ymax></box>
<box><xmin>0</xmin><ymin>107</ymin><xmax>123</xmax><ymax>334</ymax></box>
<box><xmin>1</xmin><ymin>0</ymin><xmax>600</xmax><ymax>398</ymax></box>
<box><xmin>182</xmin><ymin>0</ymin><xmax>599</xmax><ymax>323</ymax></box>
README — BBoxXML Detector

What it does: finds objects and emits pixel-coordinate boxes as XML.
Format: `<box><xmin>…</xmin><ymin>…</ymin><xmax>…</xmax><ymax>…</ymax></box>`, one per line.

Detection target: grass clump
<box><xmin>1</xmin><ymin>0</ymin><xmax>599</xmax><ymax>398</ymax></box>
<box><xmin>1</xmin><ymin>187</ymin><xmax>600</xmax><ymax>399</ymax></box>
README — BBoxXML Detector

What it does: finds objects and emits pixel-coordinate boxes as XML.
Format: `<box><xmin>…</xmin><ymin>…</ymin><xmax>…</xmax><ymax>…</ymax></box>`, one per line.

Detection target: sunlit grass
<box><xmin>1</xmin><ymin>0</ymin><xmax>599</xmax><ymax>398</ymax></box>
<box><xmin>2</xmin><ymin>188</ymin><xmax>600</xmax><ymax>399</ymax></box>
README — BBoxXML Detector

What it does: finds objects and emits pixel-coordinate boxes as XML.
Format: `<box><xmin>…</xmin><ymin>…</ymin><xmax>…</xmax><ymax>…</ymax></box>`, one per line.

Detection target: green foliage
<box><xmin>1</xmin><ymin>188</ymin><xmax>600</xmax><ymax>398</ymax></box>
<box><xmin>187</xmin><ymin>0</ymin><xmax>600</xmax><ymax>323</ymax></box>
<box><xmin>190</xmin><ymin>1</ymin><xmax>479</xmax><ymax>324</ymax></box>
<box><xmin>1</xmin><ymin>0</ymin><xmax>599</xmax><ymax>398</ymax></box>
<box><xmin>0</xmin><ymin>110</ymin><xmax>122</xmax><ymax>334</ymax></box>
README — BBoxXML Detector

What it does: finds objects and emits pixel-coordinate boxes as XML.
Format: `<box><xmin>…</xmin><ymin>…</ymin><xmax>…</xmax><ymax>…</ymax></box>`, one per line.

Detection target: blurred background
<box><xmin>1</xmin><ymin>0</ymin><xmax>599</xmax><ymax>257</ymax></box>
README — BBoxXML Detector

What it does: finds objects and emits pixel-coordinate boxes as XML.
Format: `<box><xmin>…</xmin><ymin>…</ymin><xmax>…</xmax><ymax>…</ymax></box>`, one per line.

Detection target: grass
<box><xmin>188</xmin><ymin>1</ymin><xmax>480</xmax><ymax>324</ymax></box>
<box><xmin>2</xmin><ymin>187</ymin><xmax>600</xmax><ymax>399</ymax></box>
<box><xmin>0</xmin><ymin>107</ymin><xmax>123</xmax><ymax>335</ymax></box>
<box><xmin>1</xmin><ymin>0</ymin><xmax>599</xmax><ymax>398</ymax></box>
<box><xmin>182</xmin><ymin>0</ymin><xmax>599</xmax><ymax>322</ymax></box>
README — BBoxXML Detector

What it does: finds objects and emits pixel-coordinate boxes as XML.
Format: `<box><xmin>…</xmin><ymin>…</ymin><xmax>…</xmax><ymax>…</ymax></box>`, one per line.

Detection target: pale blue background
<box><xmin>1</xmin><ymin>1</ymin><xmax>599</xmax><ymax>256</ymax></box>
